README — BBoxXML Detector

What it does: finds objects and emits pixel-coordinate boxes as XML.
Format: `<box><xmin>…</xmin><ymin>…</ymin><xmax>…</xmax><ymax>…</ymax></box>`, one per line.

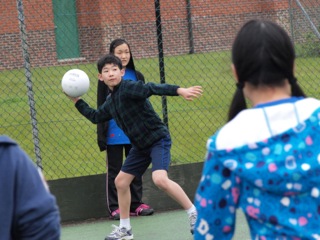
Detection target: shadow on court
<box><xmin>62</xmin><ymin>209</ymin><xmax>250</xmax><ymax>240</ymax></box>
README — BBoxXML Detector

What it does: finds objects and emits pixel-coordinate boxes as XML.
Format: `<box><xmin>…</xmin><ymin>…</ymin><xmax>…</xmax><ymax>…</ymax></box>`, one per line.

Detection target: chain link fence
<box><xmin>1</xmin><ymin>0</ymin><xmax>320</xmax><ymax>180</ymax></box>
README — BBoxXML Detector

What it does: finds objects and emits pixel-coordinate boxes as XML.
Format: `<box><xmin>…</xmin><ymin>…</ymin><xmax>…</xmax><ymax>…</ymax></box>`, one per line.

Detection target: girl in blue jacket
<box><xmin>194</xmin><ymin>19</ymin><xmax>320</xmax><ymax>239</ymax></box>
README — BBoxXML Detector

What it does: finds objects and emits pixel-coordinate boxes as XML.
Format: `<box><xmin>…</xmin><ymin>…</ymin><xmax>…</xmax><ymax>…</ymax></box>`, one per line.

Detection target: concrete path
<box><xmin>62</xmin><ymin>209</ymin><xmax>251</xmax><ymax>240</ymax></box>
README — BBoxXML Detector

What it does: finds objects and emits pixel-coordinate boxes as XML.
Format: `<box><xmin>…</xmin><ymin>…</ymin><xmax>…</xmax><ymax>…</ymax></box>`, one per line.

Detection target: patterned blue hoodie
<box><xmin>194</xmin><ymin>97</ymin><xmax>320</xmax><ymax>240</ymax></box>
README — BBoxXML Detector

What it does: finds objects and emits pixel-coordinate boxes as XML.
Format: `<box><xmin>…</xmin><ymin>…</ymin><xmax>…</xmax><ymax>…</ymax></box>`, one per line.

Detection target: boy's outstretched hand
<box><xmin>177</xmin><ymin>86</ymin><xmax>203</xmax><ymax>101</ymax></box>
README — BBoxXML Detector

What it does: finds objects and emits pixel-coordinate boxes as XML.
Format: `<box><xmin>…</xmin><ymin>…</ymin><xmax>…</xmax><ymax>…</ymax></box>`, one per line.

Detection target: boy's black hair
<box><xmin>97</xmin><ymin>54</ymin><xmax>123</xmax><ymax>73</ymax></box>
<box><xmin>228</xmin><ymin>19</ymin><xmax>306</xmax><ymax>121</ymax></box>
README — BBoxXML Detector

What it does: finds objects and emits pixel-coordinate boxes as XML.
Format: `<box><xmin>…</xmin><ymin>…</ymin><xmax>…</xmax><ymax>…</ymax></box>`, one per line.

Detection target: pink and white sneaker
<box><xmin>110</xmin><ymin>209</ymin><xmax>120</xmax><ymax>220</ymax></box>
<box><xmin>130</xmin><ymin>203</ymin><xmax>154</xmax><ymax>216</ymax></box>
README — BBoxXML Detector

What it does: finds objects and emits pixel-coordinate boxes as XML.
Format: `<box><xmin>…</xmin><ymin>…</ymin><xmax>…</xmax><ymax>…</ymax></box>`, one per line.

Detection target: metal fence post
<box><xmin>16</xmin><ymin>0</ymin><xmax>43</xmax><ymax>169</ymax></box>
<box><xmin>154</xmin><ymin>0</ymin><xmax>169</xmax><ymax>128</ymax></box>
<box><xmin>295</xmin><ymin>0</ymin><xmax>320</xmax><ymax>40</ymax></box>
<box><xmin>186</xmin><ymin>0</ymin><xmax>194</xmax><ymax>54</ymax></box>
<box><xmin>289</xmin><ymin>0</ymin><xmax>295</xmax><ymax>44</ymax></box>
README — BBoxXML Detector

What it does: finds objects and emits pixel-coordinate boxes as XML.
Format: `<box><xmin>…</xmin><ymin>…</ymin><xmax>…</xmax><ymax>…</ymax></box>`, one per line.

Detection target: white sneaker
<box><xmin>104</xmin><ymin>225</ymin><xmax>134</xmax><ymax>240</ymax></box>
<box><xmin>189</xmin><ymin>211</ymin><xmax>197</xmax><ymax>234</ymax></box>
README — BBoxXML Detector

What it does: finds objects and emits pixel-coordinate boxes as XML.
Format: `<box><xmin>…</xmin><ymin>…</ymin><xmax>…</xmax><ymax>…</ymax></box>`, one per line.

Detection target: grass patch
<box><xmin>1</xmin><ymin>51</ymin><xmax>320</xmax><ymax>179</ymax></box>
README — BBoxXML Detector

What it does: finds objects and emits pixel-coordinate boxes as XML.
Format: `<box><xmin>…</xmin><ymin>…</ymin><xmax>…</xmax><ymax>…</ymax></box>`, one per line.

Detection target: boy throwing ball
<box><xmin>66</xmin><ymin>54</ymin><xmax>202</xmax><ymax>240</ymax></box>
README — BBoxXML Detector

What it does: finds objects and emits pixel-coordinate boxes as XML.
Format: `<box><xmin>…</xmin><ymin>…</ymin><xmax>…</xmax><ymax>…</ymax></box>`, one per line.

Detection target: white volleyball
<box><xmin>61</xmin><ymin>69</ymin><xmax>90</xmax><ymax>97</ymax></box>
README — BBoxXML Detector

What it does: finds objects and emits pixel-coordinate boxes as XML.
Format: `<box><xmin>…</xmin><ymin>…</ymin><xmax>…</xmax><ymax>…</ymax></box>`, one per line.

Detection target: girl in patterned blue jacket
<box><xmin>194</xmin><ymin>19</ymin><xmax>320</xmax><ymax>239</ymax></box>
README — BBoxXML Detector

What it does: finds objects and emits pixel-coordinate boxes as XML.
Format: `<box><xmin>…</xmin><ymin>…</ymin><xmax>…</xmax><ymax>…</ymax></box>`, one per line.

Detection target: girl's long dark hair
<box><xmin>228</xmin><ymin>19</ymin><xmax>306</xmax><ymax>121</ymax></box>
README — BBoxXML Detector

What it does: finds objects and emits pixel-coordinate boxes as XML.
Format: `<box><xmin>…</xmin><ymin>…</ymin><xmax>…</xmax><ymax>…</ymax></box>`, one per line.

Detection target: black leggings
<box><xmin>106</xmin><ymin>144</ymin><xmax>143</xmax><ymax>213</ymax></box>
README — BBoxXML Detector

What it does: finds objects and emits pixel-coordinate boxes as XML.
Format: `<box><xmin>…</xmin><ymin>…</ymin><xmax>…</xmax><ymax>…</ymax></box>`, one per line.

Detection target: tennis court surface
<box><xmin>62</xmin><ymin>209</ymin><xmax>250</xmax><ymax>240</ymax></box>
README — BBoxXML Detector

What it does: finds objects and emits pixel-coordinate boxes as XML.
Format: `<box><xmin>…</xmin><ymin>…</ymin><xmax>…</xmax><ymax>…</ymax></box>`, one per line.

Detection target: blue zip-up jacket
<box><xmin>194</xmin><ymin>98</ymin><xmax>320</xmax><ymax>239</ymax></box>
<box><xmin>0</xmin><ymin>136</ymin><xmax>60</xmax><ymax>240</ymax></box>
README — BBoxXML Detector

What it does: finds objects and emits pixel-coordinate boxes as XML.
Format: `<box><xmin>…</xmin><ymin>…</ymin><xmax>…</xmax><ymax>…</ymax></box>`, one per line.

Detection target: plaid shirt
<box><xmin>75</xmin><ymin>80</ymin><xmax>179</xmax><ymax>149</ymax></box>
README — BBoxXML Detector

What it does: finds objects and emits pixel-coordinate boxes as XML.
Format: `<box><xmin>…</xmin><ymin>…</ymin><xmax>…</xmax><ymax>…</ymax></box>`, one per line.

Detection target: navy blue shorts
<box><xmin>121</xmin><ymin>135</ymin><xmax>172</xmax><ymax>178</ymax></box>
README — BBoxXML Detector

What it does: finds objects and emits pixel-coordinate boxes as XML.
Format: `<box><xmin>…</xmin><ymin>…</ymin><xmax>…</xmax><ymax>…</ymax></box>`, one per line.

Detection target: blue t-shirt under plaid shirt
<box><xmin>106</xmin><ymin>68</ymin><xmax>137</xmax><ymax>145</ymax></box>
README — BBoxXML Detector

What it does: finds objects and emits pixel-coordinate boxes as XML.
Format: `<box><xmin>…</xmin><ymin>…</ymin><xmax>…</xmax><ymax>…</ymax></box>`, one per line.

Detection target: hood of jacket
<box><xmin>210</xmin><ymin>112</ymin><xmax>320</xmax><ymax>196</ymax></box>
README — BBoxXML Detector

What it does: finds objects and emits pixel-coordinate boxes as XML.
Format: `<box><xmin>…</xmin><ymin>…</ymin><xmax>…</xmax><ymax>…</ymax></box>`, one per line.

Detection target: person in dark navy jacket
<box><xmin>0</xmin><ymin>135</ymin><xmax>60</xmax><ymax>240</ymax></box>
